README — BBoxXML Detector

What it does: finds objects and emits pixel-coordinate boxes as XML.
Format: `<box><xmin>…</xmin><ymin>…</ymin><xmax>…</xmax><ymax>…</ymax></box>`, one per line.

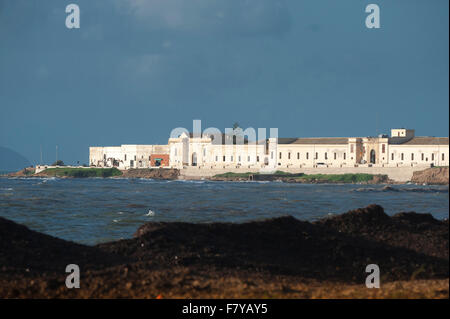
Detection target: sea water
<box><xmin>0</xmin><ymin>177</ymin><xmax>448</xmax><ymax>245</ymax></box>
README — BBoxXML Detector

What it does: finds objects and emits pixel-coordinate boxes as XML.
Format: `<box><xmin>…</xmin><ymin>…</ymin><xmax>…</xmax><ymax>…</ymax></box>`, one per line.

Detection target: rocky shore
<box><xmin>411</xmin><ymin>167</ymin><xmax>449</xmax><ymax>185</ymax></box>
<box><xmin>0</xmin><ymin>204</ymin><xmax>448</xmax><ymax>298</ymax></box>
<box><xmin>118</xmin><ymin>168</ymin><xmax>180</xmax><ymax>179</ymax></box>
<box><xmin>4</xmin><ymin>166</ymin><xmax>448</xmax><ymax>185</ymax></box>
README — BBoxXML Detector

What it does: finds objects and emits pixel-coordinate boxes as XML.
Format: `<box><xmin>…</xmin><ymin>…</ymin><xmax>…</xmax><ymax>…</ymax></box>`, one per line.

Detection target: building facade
<box><xmin>89</xmin><ymin>128</ymin><xmax>449</xmax><ymax>169</ymax></box>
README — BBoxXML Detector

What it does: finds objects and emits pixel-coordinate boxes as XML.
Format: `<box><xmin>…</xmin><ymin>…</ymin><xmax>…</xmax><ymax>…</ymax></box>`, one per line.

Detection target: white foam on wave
<box><xmin>145</xmin><ymin>209</ymin><xmax>155</xmax><ymax>216</ymax></box>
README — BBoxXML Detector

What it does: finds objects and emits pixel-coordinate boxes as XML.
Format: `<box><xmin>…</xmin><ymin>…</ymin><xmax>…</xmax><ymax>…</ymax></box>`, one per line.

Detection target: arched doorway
<box><xmin>192</xmin><ymin>152</ymin><xmax>197</xmax><ymax>166</ymax></box>
<box><xmin>370</xmin><ymin>150</ymin><xmax>376</xmax><ymax>164</ymax></box>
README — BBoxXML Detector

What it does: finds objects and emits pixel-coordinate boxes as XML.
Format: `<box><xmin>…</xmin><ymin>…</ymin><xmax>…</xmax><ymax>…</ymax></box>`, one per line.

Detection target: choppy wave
<box><xmin>0</xmin><ymin>178</ymin><xmax>448</xmax><ymax>245</ymax></box>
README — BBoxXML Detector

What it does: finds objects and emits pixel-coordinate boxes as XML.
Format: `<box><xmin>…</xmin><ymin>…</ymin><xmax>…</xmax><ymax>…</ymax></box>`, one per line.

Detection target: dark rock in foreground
<box><xmin>0</xmin><ymin>205</ymin><xmax>448</xmax><ymax>298</ymax></box>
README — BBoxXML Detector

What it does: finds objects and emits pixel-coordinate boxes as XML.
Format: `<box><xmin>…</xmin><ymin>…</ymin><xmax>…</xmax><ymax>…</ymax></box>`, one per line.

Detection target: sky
<box><xmin>0</xmin><ymin>0</ymin><xmax>448</xmax><ymax>165</ymax></box>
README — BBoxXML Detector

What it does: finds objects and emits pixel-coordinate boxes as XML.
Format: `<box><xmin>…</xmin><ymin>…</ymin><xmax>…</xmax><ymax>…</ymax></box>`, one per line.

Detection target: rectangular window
<box><xmin>391</xmin><ymin>153</ymin><xmax>394</xmax><ymax>160</ymax></box>
<box><xmin>231</xmin><ymin>156</ymin><xmax>233</xmax><ymax>162</ymax></box>
<box><xmin>334</xmin><ymin>153</ymin><xmax>337</xmax><ymax>160</ymax></box>
<box><xmin>297</xmin><ymin>153</ymin><xmax>300</xmax><ymax>160</ymax></box>
<box><xmin>238</xmin><ymin>156</ymin><xmax>241</xmax><ymax>162</ymax></box>
<box><xmin>257</xmin><ymin>156</ymin><xmax>260</xmax><ymax>162</ymax></box>
<box><xmin>411</xmin><ymin>153</ymin><xmax>414</xmax><ymax>161</ymax></box>
<box><xmin>306</xmin><ymin>152</ymin><xmax>309</xmax><ymax>160</ymax></box>
<box><xmin>325</xmin><ymin>152</ymin><xmax>328</xmax><ymax>160</ymax></box>
<box><xmin>343</xmin><ymin>153</ymin><xmax>346</xmax><ymax>160</ymax></box>
<box><xmin>382</xmin><ymin>144</ymin><xmax>386</xmax><ymax>153</ymax></box>
<box><xmin>350</xmin><ymin>144</ymin><xmax>354</xmax><ymax>153</ymax></box>
<box><xmin>223</xmin><ymin>156</ymin><xmax>226</xmax><ymax>162</ymax></box>
<box><xmin>124</xmin><ymin>154</ymin><xmax>127</xmax><ymax>161</ymax></box>
<box><xmin>315</xmin><ymin>152</ymin><xmax>318</xmax><ymax>160</ymax></box>
<box><xmin>443</xmin><ymin>153</ymin><xmax>445</xmax><ymax>161</ymax></box>
<box><xmin>288</xmin><ymin>153</ymin><xmax>291</xmax><ymax>160</ymax></box>
<box><xmin>248</xmin><ymin>156</ymin><xmax>250</xmax><ymax>162</ymax></box>
<box><xmin>421</xmin><ymin>153</ymin><xmax>424</xmax><ymax>161</ymax></box>
<box><xmin>401</xmin><ymin>153</ymin><xmax>404</xmax><ymax>161</ymax></box>
<box><xmin>279</xmin><ymin>152</ymin><xmax>282</xmax><ymax>159</ymax></box>
<box><xmin>432</xmin><ymin>154</ymin><xmax>434</xmax><ymax>161</ymax></box>
<box><xmin>215</xmin><ymin>156</ymin><xmax>218</xmax><ymax>161</ymax></box>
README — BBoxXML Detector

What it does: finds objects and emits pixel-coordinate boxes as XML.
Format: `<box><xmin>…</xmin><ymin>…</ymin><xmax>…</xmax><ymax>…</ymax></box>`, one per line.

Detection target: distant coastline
<box><xmin>2</xmin><ymin>166</ymin><xmax>449</xmax><ymax>185</ymax></box>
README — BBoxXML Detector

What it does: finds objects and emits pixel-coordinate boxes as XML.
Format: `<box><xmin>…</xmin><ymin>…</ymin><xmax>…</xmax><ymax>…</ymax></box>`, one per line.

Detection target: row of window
<box><xmin>215</xmin><ymin>155</ymin><xmax>262</xmax><ymax>162</ymax></box>
<box><xmin>392</xmin><ymin>153</ymin><xmax>445</xmax><ymax>161</ymax></box>
<box><xmin>121</xmin><ymin>155</ymin><xmax>150</xmax><ymax>161</ymax></box>
<box><xmin>279</xmin><ymin>152</ymin><xmax>346</xmax><ymax>161</ymax></box>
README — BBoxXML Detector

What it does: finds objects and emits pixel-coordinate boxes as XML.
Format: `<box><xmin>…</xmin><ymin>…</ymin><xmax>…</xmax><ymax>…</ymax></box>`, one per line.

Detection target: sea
<box><xmin>0</xmin><ymin>177</ymin><xmax>448</xmax><ymax>245</ymax></box>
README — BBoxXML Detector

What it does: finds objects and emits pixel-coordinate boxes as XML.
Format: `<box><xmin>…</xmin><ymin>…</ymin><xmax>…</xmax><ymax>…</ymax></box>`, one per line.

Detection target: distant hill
<box><xmin>0</xmin><ymin>146</ymin><xmax>31</xmax><ymax>172</ymax></box>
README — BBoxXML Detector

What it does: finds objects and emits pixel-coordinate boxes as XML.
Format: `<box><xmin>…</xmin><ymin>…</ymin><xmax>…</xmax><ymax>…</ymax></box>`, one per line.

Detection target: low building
<box><xmin>89</xmin><ymin>144</ymin><xmax>169</xmax><ymax>169</ymax></box>
<box><xmin>89</xmin><ymin>128</ymin><xmax>449</xmax><ymax>169</ymax></box>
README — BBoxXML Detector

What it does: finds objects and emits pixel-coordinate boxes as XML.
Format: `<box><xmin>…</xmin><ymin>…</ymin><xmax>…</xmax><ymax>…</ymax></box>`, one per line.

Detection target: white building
<box><xmin>89</xmin><ymin>128</ymin><xmax>449</xmax><ymax>169</ymax></box>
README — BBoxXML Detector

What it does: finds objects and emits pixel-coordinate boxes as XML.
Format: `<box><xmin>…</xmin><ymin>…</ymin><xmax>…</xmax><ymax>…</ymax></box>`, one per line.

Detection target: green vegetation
<box><xmin>213</xmin><ymin>171</ymin><xmax>294</xmax><ymax>178</ymax></box>
<box><xmin>23</xmin><ymin>168</ymin><xmax>35</xmax><ymax>176</ymax></box>
<box><xmin>273</xmin><ymin>170</ymin><xmax>293</xmax><ymax>176</ymax></box>
<box><xmin>294</xmin><ymin>173</ymin><xmax>374</xmax><ymax>183</ymax></box>
<box><xmin>42</xmin><ymin>167</ymin><xmax>122</xmax><ymax>178</ymax></box>
<box><xmin>51</xmin><ymin>160</ymin><xmax>65</xmax><ymax>166</ymax></box>
<box><xmin>213</xmin><ymin>171</ymin><xmax>375</xmax><ymax>183</ymax></box>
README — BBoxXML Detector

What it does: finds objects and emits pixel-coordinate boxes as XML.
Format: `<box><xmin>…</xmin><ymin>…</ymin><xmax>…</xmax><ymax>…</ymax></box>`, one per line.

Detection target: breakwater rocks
<box><xmin>411</xmin><ymin>167</ymin><xmax>449</xmax><ymax>185</ymax></box>
<box><xmin>0</xmin><ymin>204</ymin><xmax>448</xmax><ymax>298</ymax></box>
<box><xmin>3</xmin><ymin>167</ymin><xmax>181</xmax><ymax>180</ymax></box>
<box><xmin>119</xmin><ymin>168</ymin><xmax>180</xmax><ymax>179</ymax></box>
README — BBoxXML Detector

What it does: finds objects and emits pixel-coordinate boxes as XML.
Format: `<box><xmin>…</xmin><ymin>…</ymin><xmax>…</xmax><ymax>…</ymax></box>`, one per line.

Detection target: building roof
<box><xmin>278</xmin><ymin>137</ymin><xmax>349</xmax><ymax>145</ymax></box>
<box><xmin>389</xmin><ymin>137</ymin><xmax>449</xmax><ymax>145</ymax></box>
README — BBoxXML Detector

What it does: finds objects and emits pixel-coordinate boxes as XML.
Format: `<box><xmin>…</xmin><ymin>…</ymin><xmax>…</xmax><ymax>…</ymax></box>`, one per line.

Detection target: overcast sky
<box><xmin>0</xmin><ymin>0</ymin><xmax>448</xmax><ymax>165</ymax></box>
